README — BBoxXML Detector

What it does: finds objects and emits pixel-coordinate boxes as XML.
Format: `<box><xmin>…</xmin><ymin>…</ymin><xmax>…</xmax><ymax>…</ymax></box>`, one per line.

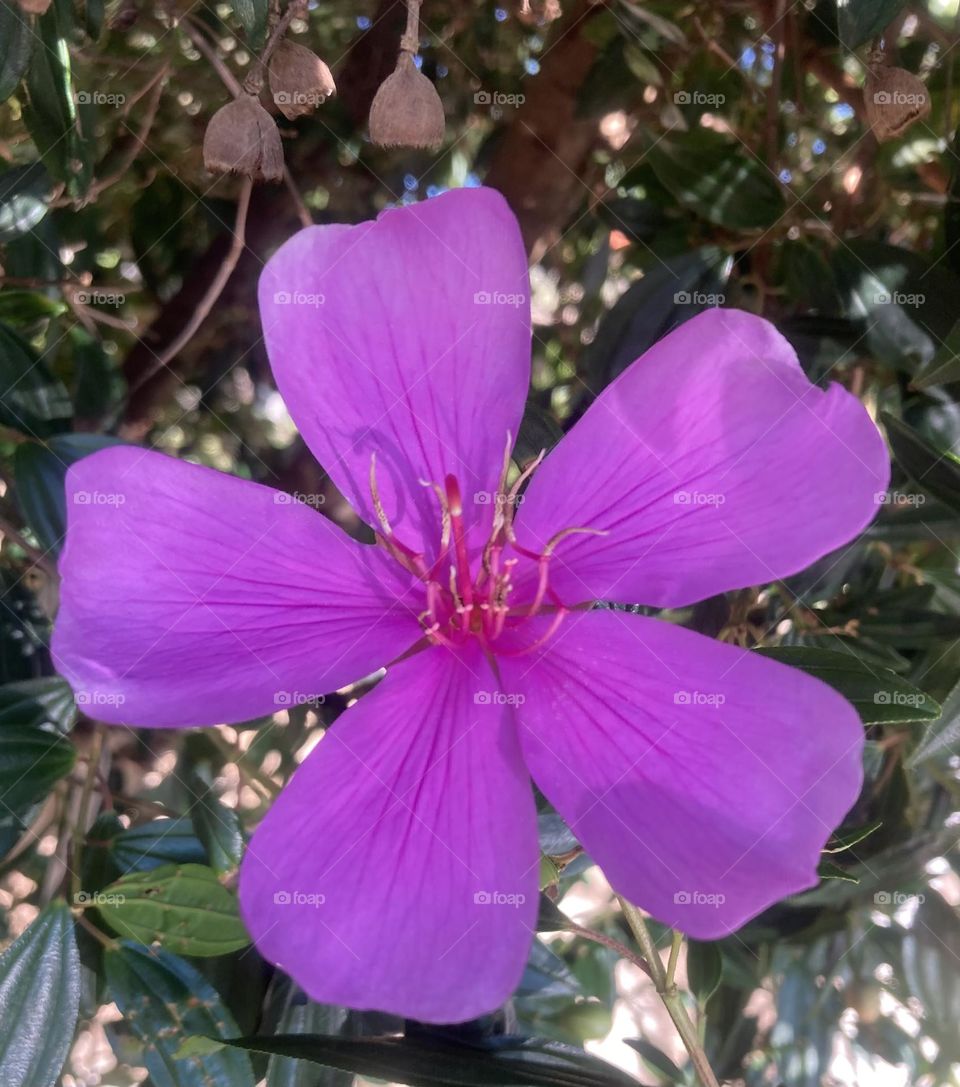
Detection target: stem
<box><xmin>618</xmin><ymin>898</ymin><xmax>720</xmax><ymax>1087</ymax></box>
<box><xmin>243</xmin><ymin>0</ymin><xmax>305</xmax><ymax>95</ymax></box>
<box><xmin>75</xmin><ymin>911</ymin><xmax>119</xmax><ymax>950</ymax></box>
<box><xmin>666</xmin><ymin>928</ymin><xmax>683</xmax><ymax>988</ymax></box>
<box><xmin>207</xmin><ymin>728</ymin><xmax>279</xmax><ymax>799</ymax></box>
<box><xmin>70</xmin><ymin>726</ymin><xmax>105</xmax><ymax>904</ymax></box>
<box><xmin>400</xmin><ymin>0</ymin><xmax>422</xmax><ymax>55</ymax></box>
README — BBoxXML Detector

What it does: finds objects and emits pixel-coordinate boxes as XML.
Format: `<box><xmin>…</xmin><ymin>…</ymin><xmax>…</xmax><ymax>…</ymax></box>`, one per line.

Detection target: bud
<box><xmin>269</xmin><ymin>38</ymin><xmax>336</xmax><ymax>120</ymax></box>
<box><xmin>863</xmin><ymin>63</ymin><xmax>930</xmax><ymax>142</ymax></box>
<box><xmin>16</xmin><ymin>0</ymin><xmax>52</xmax><ymax>12</ymax></box>
<box><xmin>203</xmin><ymin>94</ymin><xmax>284</xmax><ymax>182</ymax></box>
<box><xmin>368</xmin><ymin>52</ymin><xmax>445</xmax><ymax>149</ymax></box>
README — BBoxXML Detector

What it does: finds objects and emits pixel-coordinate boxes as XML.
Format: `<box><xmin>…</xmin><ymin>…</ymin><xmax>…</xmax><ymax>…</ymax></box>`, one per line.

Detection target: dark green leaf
<box><xmin>22</xmin><ymin>6</ymin><xmax>91</xmax><ymax>196</ymax></box>
<box><xmin>264</xmin><ymin>979</ymin><xmax>351</xmax><ymax>1087</ymax></box>
<box><xmin>0</xmin><ymin>322</ymin><xmax>72</xmax><ymax>437</ymax></box>
<box><xmin>837</xmin><ymin>0</ymin><xmax>907</xmax><ymax>49</ymax></box>
<box><xmin>216</xmin><ymin>1032</ymin><xmax>641</xmax><ymax>1087</ymax></box>
<box><xmin>902</xmin><ymin>893</ymin><xmax>960</xmax><ymax>1060</ymax></box>
<box><xmin>0</xmin><ymin>675</ymin><xmax>77</xmax><ymax>732</ymax></box>
<box><xmin>0</xmin><ymin>901</ymin><xmax>80</xmax><ymax>1087</ymax></box>
<box><xmin>908</xmin><ymin>676</ymin><xmax>960</xmax><ymax>766</ymax></box>
<box><xmin>0</xmin><ymin>0</ymin><xmax>34</xmax><ymax>103</ymax></box>
<box><xmin>96</xmin><ymin>862</ymin><xmax>250</xmax><ymax>956</ymax></box>
<box><xmin>0</xmin><ymin>163</ymin><xmax>51</xmax><ymax>242</ymax></box>
<box><xmin>623</xmin><ymin>1039</ymin><xmax>683</xmax><ymax>1083</ymax></box>
<box><xmin>13</xmin><ymin>434</ymin><xmax>124</xmax><ymax>555</ymax></box>
<box><xmin>686</xmin><ymin>940</ymin><xmax>722</xmax><ymax>1005</ymax></box>
<box><xmin>0</xmin><ymin>291</ymin><xmax>67</xmax><ymax>324</ymax></box>
<box><xmin>230</xmin><ymin>0</ymin><xmax>268</xmax><ymax>48</ymax></box>
<box><xmin>913</xmin><ymin>319</ymin><xmax>960</xmax><ymax>389</ymax></box>
<box><xmin>643</xmin><ymin>130</ymin><xmax>786</xmax><ymax>231</ymax></box>
<box><xmin>0</xmin><ymin>725</ymin><xmax>75</xmax><ymax>813</ymax></box>
<box><xmin>105</xmin><ymin>941</ymin><xmax>256</xmax><ymax>1087</ymax></box>
<box><xmin>108</xmin><ymin>817</ymin><xmax>208</xmax><ymax>874</ymax></box>
<box><xmin>884</xmin><ymin>412</ymin><xmax>960</xmax><ymax>511</ymax></box>
<box><xmin>184</xmin><ymin>768</ymin><xmax>244</xmax><ymax>875</ymax></box>
<box><xmin>754</xmin><ymin>646</ymin><xmax>939</xmax><ymax>723</ymax></box>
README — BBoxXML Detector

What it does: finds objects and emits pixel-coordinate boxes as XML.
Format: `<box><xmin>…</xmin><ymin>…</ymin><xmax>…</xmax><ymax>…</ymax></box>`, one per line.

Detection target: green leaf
<box><xmin>882</xmin><ymin>412</ymin><xmax>960</xmax><ymax>512</ymax></box>
<box><xmin>623</xmin><ymin>1039</ymin><xmax>684</xmax><ymax>1083</ymax></box>
<box><xmin>0</xmin><ymin>322</ymin><xmax>72</xmax><ymax>437</ymax></box>
<box><xmin>0</xmin><ymin>163</ymin><xmax>52</xmax><ymax>243</ymax></box>
<box><xmin>0</xmin><ymin>725</ymin><xmax>75</xmax><ymax>813</ymax></box>
<box><xmin>96</xmin><ymin>862</ymin><xmax>250</xmax><ymax>956</ymax></box>
<box><xmin>643</xmin><ymin>130</ymin><xmax>786</xmax><ymax>231</ymax></box>
<box><xmin>0</xmin><ymin>0</ymin><xmax>34</xmax><ymax>103</ymax></box>
<box><xmin>105</xmin><ymin>941</ymin><xmax>256</xmax><ymax>1087</ymax></box>
<box><xmin>0</xmin><ymin>901</ymin><xmax>80</xmax><ymax>1087</ymax></box>
<box><xmin>686</xmin><ymin>940</ymin><xmax>722</xmax><ymax>1005</ymax></box>
<box><xmin>14</xmin><ymin>434</ymin><xmax>124</xmax><ymax>554</ymax></box>
<box><xmin>185</xmin><ymin>768</ymin><xmax>244</xmax><ymax>875</ymax></box>
<box><xmin>21</xmin><ymin>5</ymin><xmax>91</xmax><ymax>196</ymax></box>
<box><xmin>0</xmin><ymin>676</ymin><xmax>77</xmax><ymax>732</ymax></box>
<box><xmin>837</xmin><ymin>0</ymin><xmax>907</xmax><ymax>49</ymax></box>
<box><xmin>902</xmin><ymin>893</ymin><xmax>960</xmax><ymax>1060</ymax></box>
<box><xmin>0</xmin><ymin>290</ymin><xmax>67</xmax><ymax>324</ymax></box>
<box><xmin>108</xmin><ymin>816</ymin><xmax>208</xmax><ymax>874</ymax></box>
<box><xmin>264</xmin><ymin>979</ymin><xmax>351</xmax><ymax>1087</ymax></box>
<box><xmin>216</xmin><ymin>1032</ymin><xmax>641</xmax><ymax>1087</ymax></box>
<box><xmin>908</xmin><ymin>676</ymin><xmax>960</xmax><ymax>766</ymax></box>
<box><xmin>755</xmin><ymin>646</ymin><xmax>939</xmax><ymax>723</ymax></box>
<box><xmin>912</xmin><ymin>318</ymin><xmax>960</xmax><ymax>389</ymax></box>
<box><xmin>230</xmin><ymin>0</ymin><xmax>268</xmax><ymax>48</ymax></box>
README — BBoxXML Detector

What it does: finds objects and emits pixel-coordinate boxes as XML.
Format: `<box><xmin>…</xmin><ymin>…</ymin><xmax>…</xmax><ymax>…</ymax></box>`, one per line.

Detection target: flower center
<box><xmin>369</xmin><ymin>438</ymin><xmax>602</xmax><ymax>655</ymax></box>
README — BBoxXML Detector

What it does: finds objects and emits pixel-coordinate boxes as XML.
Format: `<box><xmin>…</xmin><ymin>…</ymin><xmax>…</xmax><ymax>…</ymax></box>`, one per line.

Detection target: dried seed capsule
<box><xmin>203</xmin><ymin>93</ymin><xmax>284</xmax><ymax>182</ymax></box>
<box><xmin>269</xmin><ymin>38</ymin><xmax>336</xmax><ymax>120</ymax></box>
<box><xmin>369</xmin><ymin>52</ymin><xmax>444</xmax><ymax>149</ymax></box>
<box><xmin>863</xmin><ymin>64</ymin><xmax>930</xmax><ymax>141</ymax></box>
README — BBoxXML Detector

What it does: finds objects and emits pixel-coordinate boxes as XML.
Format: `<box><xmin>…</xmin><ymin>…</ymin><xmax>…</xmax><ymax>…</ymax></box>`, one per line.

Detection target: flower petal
<box><xmin>514</xmin><ymin>309</ymin><xmax>889</xmax><ymax>607</ymax></box>
<box><xmin>498</xmin><ymin>610</ymin><xmax>863</xmax><ymax>938</ymax></box>
<box><xmin>239</xmin><ymin>643</ymin><xmax>538</xmax><ymax>1022</ymax></box>
<box><xmin>259</xmin><ymin>187</ymin><xmax>531</xmax><ymax>557</ymax></box>
<box><xmin>53</xmin><ymin>447</ymin><xmax>421</xmax><ymax>727</ymax></box>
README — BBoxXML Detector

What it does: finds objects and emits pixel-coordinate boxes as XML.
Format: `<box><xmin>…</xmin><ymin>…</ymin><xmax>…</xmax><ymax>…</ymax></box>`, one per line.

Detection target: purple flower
<box><xmin>54</xmin><ymin>188</ymin><xmax>889</xmax><ymax>1024</ymax></box>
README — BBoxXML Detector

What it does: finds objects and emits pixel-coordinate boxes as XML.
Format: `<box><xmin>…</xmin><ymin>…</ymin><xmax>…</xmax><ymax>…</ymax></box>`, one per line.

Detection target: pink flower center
<box><xmin>369</xmin><ymin>441</ymin><xmax>602</xmax><ymax>655</ymax></box>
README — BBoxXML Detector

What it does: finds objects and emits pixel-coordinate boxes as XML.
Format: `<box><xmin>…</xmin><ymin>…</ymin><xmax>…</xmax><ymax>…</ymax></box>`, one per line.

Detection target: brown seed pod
<box><xmin>368</xmin><ymin>52</ymin><xmax>445</xmax><ymax>150</ymax></box>
<box><xmin>268</xmin><ymin>39</ymin><xmax>336</xmax><ymax>121</ymax></box>
<box><xmin>863</xmin><ymin>64</ymin><xmax>930</xmax><ymax>141</ymax></box>
<box><xmin>203</xmin><ymin>94</ymin><xmax>284</xmax><ymax>182</ymax></box>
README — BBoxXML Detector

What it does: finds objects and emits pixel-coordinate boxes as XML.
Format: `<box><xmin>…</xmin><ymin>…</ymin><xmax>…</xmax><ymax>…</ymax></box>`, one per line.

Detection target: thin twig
<box><xmin>618</xmin><ymin>898</ymin><xmax>721</xmax><ymax>1087</ymax></box>
<box><xmin>0</xmin><ymin>511</ymin><xmax>58</xmax><ymax>578</ymax></box>
<box><xmin>111</xmin><ymin>176</ymin><xmax>254</xmax><ymax>417</ymax></box>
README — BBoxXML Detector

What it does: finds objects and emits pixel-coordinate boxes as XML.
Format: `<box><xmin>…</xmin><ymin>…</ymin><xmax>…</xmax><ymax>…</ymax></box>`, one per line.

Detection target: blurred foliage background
<box><xmin>2</xmin><ymin>0</ymin><xmax>960</xmax><ymax>1085</ymax></box>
